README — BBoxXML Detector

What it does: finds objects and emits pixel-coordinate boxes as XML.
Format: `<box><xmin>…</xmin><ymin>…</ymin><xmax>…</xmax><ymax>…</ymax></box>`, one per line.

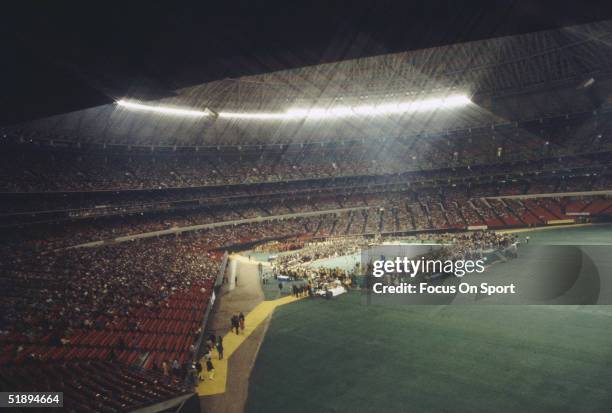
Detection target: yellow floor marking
<box><xmin>197</xmin><ymin>294</ymin><xmax>302</xmax><ymax>396</ymax></box>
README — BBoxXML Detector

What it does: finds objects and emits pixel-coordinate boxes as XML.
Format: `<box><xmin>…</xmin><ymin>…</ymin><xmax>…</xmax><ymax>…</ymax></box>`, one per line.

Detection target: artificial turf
<box><xmin>510</xmin><ymin>224</ymin><xmax>612</xmax><ymax>245</ymax></box>
<box><xmin>246</xmin><ymin>225</ymin><xmax>612</xmax><ymax>413</ymax></box>
<box><xmin>247</xmin><ymin>294</ymin><xmax>612</xmax><ymax>413</ymax></box>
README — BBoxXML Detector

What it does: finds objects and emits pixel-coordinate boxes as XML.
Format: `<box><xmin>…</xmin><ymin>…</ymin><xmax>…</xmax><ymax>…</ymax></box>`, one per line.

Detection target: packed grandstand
<box><xmin>2</xmin><ymin>16</ymin><xmax>612</xmax><ymax>413</ymax></box>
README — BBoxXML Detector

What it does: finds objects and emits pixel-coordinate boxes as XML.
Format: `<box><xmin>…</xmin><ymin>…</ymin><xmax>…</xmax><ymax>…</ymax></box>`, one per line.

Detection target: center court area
<box><xmin>244</xmin><ymin>224</ymin><xmax>612</xmax><ymax>413</ymax></box>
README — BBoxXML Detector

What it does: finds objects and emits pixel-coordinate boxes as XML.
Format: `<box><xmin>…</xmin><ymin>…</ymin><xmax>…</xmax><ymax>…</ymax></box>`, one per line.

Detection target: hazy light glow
<box><xmin>215</xmin><ymin>111</ymin><xmax>289</xmax><ymax>120</ymax></box>
<box><xmin>116</xmin><ymin>100</ymin><xmax>209</xmax><ymax>117</ymax></box>
<box><xmin>219</xmin><ymin>94</ymin><xmax>471</xmax><ymax>121</ymax></box>
<box><xmin>117</xmin><ymin>94</ymin><xmax>470</xmax><ymax>120</ymax></box>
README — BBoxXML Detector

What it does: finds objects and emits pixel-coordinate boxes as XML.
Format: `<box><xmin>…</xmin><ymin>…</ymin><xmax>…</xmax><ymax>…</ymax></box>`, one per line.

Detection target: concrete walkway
<box><xmin>198</xmin><ymin>255</ymin><xmax>302</xmax><ymax>413</ymax></box>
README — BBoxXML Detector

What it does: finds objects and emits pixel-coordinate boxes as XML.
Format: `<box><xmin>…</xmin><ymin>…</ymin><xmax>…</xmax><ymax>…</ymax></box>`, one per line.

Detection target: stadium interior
<box><xmin>3</xmin><ymin>3</ymin><xmax>612</xmax><ymax>413</ymax></box>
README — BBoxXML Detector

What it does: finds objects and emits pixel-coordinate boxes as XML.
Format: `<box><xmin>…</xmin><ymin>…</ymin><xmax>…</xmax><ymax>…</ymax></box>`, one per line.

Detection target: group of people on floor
<box><xmin>190</xmin><ymin>334</ymin><xmax>224</xmax><ymax>385</ymax></box>
<box><xmin>230</xmin><ymin>313</ymin><xmax>245</xmax><ymax>335</ymax></box>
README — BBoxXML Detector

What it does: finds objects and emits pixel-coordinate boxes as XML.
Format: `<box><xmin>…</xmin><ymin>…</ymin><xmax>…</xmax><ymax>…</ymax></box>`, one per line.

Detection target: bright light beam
<box><xmin>116</xmin><ymin>94</ymin><xmax>471</xmax><ymax>120</ymax></box>
<box><xmin>116</xmin><ymin>100</ymin><xmax>209</xmax><ymax>117</ymax></box>
<box><xmin>219</xmin><ymin>94</ymin><xmax>471</xmax><ymax>121</ymax></box>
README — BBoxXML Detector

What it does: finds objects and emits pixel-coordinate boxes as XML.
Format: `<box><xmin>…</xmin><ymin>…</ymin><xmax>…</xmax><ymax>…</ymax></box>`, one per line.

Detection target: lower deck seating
<box><xmin>1</xmin><ymin>282</ymin><xmax>213</xmax><ymax>371</ymax></box>
<box><xmin>0</xmin><ymin>361</ymin><xmax>192</xmax><ymax>413</ymax></box>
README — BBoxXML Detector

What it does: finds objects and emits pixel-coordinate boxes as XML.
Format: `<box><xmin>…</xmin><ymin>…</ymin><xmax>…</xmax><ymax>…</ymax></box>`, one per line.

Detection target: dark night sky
<box><xmin>3</xmin><ymin>0</ymin><xmax>612</xmax><ymax>126</ymax></box>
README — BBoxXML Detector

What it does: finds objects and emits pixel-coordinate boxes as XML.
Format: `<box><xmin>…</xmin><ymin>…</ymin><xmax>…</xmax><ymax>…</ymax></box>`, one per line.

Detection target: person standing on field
<box><xmin>206</xmin><ymin>358</ymin><xmax>215</xmax><ymax>380</ymax></box>
<box><xmin>231</xmin><ymin>314</ymin><xmax>240</xmax><ymax>334</ymax></box>
<box><xmin>239</xmin><ymin>312</ymin><xmax>245</xmax><ymax>333</ymax></box>
<box><xmin>216</xmin><ymin>336</ymin><xmax>224</xmax><ymax>360</ymax></box>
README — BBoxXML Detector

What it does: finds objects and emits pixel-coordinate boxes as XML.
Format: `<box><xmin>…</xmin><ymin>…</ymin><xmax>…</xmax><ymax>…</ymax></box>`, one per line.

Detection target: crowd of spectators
<box><xmin>0</xmin><ymin>233</ymin><xmax>224</xmax><ymax>375</ymax></box>
<box><xmin>0</xmin><ymin>150</ymin><xmax>608</xmax><ymax>201</ymax></box>
<box><xmin>269</xmin><ymin>238</ymin><xmax>368</xmax><ymax>292</ymax></box>
<box><xmin>5</xmin><ymin>73</ymin><xmax>612</xmax><ymax>412</ymax></box>
<box><xmin>1</xmin><ymin>236</ymin><xmax>218</xmax><ymax>340</ymax></box>
<box><xmin>272</xmin><ymin>237</ymin><xmax>367</xmax><ymax>271</ymax></box>
<box><xmin>2</xmin><ymin>117</ymin><xmax>612</xmax><ymax>195</ymax></box>
<box><xmin>3</xmin><ymin>189</ymin><xmax>612</xmax><ymax>257</ymax></box>
<box><xmin>1</xmin><ymin>114</ymin><xmax>612</xmax><ymax>393</ymax></box>
<box><xmin>266</xmin><ymin>231</ymin><xmax>518</xmax><ymax>294</ymax></box>
<box><xmin>413</xmin><ymin>231</ymin><xmax>518</xmax><ymax>262</ymax></box>
<box><xmin>0</xmin><ymin>220</ymin><xmax>523</xmax><ymax>363</ymax></box>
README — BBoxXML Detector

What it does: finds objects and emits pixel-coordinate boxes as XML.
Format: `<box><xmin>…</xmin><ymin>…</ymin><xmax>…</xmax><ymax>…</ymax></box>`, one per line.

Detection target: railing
<box><xmin>184</xmin><ymin>253</ymin><xmax>230</xmax><ymax>386</ymax></box>
<box><xmin>484</xmin><ymin>190</ymin><xmax>612</xmax><ymax>200</ymax></box>
<box><xmin>65</xmin><ymin>206</ymin><xmax>369</xmax><ymax>249</ymax></box>
<box><xmin>216</xmin><ymin>252</ymin><xmax>229</xmax><ymax>288</ymax></box>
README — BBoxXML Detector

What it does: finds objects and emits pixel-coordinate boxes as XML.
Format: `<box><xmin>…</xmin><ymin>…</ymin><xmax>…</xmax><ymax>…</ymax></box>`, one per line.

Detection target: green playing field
<box><xmin>245</xmin><ymin>225</ymin><xmax>612</xmax><ymax>413</ymax></box>
<box><xmin>510</xmin><ymin>224</ymin><xmax>612</xmax><ymax>245</ymax></box>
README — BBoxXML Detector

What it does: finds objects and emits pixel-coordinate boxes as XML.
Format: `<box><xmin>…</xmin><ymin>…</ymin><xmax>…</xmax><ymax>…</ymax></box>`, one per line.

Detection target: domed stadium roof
<box><xmin>11</xmin><ymin>20</ymin><xmax>612</xmax><ymax>146</ymax></box>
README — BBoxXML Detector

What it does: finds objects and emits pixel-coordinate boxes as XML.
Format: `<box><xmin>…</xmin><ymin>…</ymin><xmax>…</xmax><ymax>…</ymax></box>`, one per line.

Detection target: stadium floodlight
<box><xmin>218</xmin><ymin>94</ymin><xmax>471</xmax><ymax>121</ymax></box>
<box><xmin>214</xmin><ymin>111</ymin><xmax>290</xmax><ymax>120</ymax></box>
<box><xmin>116</xmin><ymin>100</ymin><xmax>210</xmax><ymax>118</ymax></box>
<box><xmin>116</xmin><ymin>94</ymin><xmax>470</xmax><ymax>120</ymax></box>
